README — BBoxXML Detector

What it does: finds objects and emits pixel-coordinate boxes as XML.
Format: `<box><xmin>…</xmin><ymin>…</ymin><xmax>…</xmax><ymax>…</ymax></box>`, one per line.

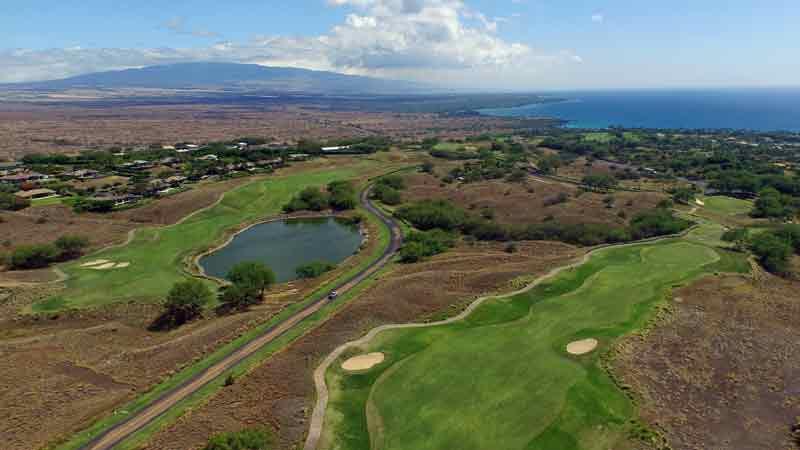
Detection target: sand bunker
<box><xmin>695</xmin><ymin>199</ymin><xmax>706</xmax><ymax>206</ymax></box>
<box><xmin>81</xmin><ymin>259</ymin><xmax>110</xmax><ymax>267</ymax></box>
<box><xmin>341</xmin><ymin>352</ymin><xmax>385</xmax><ymax>372</ymax></box>
<box><xmin>566</xmin><ymin>338</ymin><xmax>599</xmax><ymax>355</ymax></box>
<box><xmin>88</xmin><ymin>261</ymin><xmax>131</xmax><ymax>270</ymax></box>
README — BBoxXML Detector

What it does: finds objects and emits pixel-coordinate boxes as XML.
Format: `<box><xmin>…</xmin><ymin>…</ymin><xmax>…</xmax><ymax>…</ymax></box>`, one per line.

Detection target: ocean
<box><xmin>479</xmin><ymin>88</ymin><xmax>800</xmax><ymax>132</ymax></box>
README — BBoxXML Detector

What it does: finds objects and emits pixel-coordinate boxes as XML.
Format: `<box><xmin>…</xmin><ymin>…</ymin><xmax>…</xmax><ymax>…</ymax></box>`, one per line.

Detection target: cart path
<box><xmin>79</xmin><ymin>184</ymin><xmax>403</xmax><ymax>450</ymax></box>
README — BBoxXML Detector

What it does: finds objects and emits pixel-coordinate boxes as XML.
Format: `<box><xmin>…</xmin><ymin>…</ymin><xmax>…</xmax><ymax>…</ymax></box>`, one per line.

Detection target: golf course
<box><xmin>33</xmin><ymin>160</ymin><xmax>380</xmax><ymax>312</ymax></box>
<box><xmin>318</xmin><ymin>223</ymin><xmax>749</xmax><ymax>450</ymax></box>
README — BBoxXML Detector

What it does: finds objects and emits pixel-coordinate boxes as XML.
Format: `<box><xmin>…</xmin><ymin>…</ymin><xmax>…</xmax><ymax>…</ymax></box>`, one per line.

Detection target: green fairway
<box><xmin>322</xmin><ymin>239</ymin><xmax>723</xmax><ymax>450</ymax></box>
<box><xmin>582</xmin><ymin>132</ymin><xmax>613</xmax><ymax>142</ymax></box>
<box><xmin>701</xmin><ymin>195</ymin><xmax>753</xmax><ymax>217</ymax></box>
<box><xmin>38</xmin><ymin>163</ymin><xmax>371</xmax><ymax>311</ymax></box>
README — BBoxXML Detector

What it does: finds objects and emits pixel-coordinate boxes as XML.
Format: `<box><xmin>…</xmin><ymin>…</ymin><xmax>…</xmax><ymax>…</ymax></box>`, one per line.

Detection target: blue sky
<box><xmin>2</xmin><ymin>0</ymin><xmax>799</xmax><ymax>89</ymax></box>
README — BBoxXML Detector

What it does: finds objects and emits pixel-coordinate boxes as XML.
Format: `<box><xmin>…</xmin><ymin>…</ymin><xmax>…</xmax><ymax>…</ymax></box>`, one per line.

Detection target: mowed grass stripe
<box><xmin>324</xmin><ymin>239</ymin><xmax>721</xmax><ymax>450</ymax></box>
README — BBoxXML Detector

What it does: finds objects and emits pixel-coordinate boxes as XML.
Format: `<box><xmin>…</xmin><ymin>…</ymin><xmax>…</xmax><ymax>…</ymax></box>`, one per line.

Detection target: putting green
<box><xmin>323</xmin><ymin>239</ymin><xmax>722</xmax><ymax>450</ymax></box>
<box><xmin>39</xmin><ymin>163</ymin><xmax>372</xmax><ymax>311</ymax></box>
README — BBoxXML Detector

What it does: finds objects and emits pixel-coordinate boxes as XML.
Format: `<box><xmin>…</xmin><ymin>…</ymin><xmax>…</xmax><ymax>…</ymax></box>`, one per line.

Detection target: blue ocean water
<box><xmin>479</xmin><ymin>89</ymin><xmax>800</xmax><ymax>131</ymax></box>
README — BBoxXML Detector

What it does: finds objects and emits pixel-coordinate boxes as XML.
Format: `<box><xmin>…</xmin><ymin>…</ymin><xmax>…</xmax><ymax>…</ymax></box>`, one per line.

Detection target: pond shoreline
<box><xmin>189</xmin><ymin>212</ymin><xmax>366</xmax><ymax>285</ymax></box>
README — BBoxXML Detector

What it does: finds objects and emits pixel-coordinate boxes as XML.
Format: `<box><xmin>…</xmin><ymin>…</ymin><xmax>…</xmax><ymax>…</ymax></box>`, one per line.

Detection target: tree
<box><xmin>327</xmin><ymin>181</ymin><xmax>357</xmax><ymax>211</ymax></box>
<box><xmin>373</xmin><ymin>184</ymin><xmax>402</xmax><ymax>205</ymax></box>
<box><xmin>54</xmin><ymin>235</ymin><xmax>89</xmax><ymax>260</ymax></box>
<box><xmin>750</xmin><ymin>232</ymin><xmax>793</xmax><ymax>274</ymax></box>
<box><xmin>221</xmin><ymin>261</ymin><xmax>276</xmax><ymax>308</ymax></box>
<box><xmin>204</xmin><ymin>428</ymin><xmax>273</xmax><ymax>450</ymax></box>
<box><xmin>154</xmin><ymin>279</ymin><xmax>212</xmax><ymax>329</ymax></box>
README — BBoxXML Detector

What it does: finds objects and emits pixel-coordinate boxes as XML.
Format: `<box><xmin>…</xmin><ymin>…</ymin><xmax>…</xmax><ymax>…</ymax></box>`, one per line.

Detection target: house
<box><xmin>65</xmin><ymin>169</ymin><xmax>101</xmax><ymax>180</ymax></box>
<box><xmin>162</xmin><ymin>145</ymin><xmax>176</xmax><ymax>150</ymax></box>
<box><xmin>0</xmin><ymin>171</ymin><xmax>48</xmax><ymax>185</ymax></box>
<box><xmin>14</xmin><ymin>188</ymin><xmax>57</xmax><ymax>200</ymax></box>
<box><xmin>255</xmin><ymin>158</ymin><xmax>284</xmax><ymax>168</ymax></box>
<box><xmin>199</xmin><ymin>154</ymin><xmax>219</xmax><ymax>161</ymax></box>
<box><xmin>160</xmin><ymin>157</ymin><xmax>179</xmax><ymax>166</ymax></box>
<box><xmin>288</xmin><ymin>153</ymin><xmax>310</xmax><ymax>161</ymax></box>
<box><xmin>90</xmin><ymin>193</ymin><xmax>141</xmax><ymax>207</ymax></box>
<box><xmin>164</xmin><ymin>175</ymin><xmax>188</xmax><ymax>186</ymax></box>
<box><xmin>321</xmin><ymin>145</ymin><xmax>352</xmax><ymax>153</ymax></box>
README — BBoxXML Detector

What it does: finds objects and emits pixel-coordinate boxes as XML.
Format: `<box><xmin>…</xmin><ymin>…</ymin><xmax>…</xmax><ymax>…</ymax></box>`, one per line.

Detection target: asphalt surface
<box><xmin>79</xmin><ymin>184</ymin><xmax>403</xmax><ymax>450</ymax></box>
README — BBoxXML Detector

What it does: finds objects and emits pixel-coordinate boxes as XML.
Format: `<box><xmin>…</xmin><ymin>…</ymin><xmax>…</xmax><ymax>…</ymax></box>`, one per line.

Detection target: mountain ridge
<box><xmin>1</xmin><ymin>62</ymin><xmax>434</xmax><ymax>94</ymax></box>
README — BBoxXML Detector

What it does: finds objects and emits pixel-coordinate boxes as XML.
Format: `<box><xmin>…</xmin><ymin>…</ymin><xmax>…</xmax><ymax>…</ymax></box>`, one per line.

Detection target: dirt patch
<box><xmin>403</xmin><ymin>172</ymin><xmax>665</xmax><ymax>228</ymax></box>
<box><xmin>141</xmin><ymin>240</ymin><xmax>582</xmax><ymax>450</ymax></box>
<box><xmin>341</xmin><ymin>353</ymin><xmax>385</xmax><ymax>372</ymax></box>
<box><xmin>566</xmin><ymin>338</ymin><xmax>598</xmax><ymax>355</ymax></box>
<box><xmin>613</xmin><ymin>274</ymin><xmax>800</xmax><ymax>450</ymax></box>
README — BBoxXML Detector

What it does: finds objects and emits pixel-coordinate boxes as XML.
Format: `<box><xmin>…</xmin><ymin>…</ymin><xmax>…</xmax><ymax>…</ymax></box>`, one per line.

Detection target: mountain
<box><xmin>3</xmin><ymin>62</ymin><xmax>432</xmax><ymax>95</ymax></box>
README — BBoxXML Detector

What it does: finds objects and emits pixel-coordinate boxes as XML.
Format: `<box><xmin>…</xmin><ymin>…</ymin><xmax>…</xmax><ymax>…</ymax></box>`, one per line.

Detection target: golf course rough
<box><xmin>322</xmin><ymin>239</ymin><xmax>722</xmax><ymax>450</ymax></box>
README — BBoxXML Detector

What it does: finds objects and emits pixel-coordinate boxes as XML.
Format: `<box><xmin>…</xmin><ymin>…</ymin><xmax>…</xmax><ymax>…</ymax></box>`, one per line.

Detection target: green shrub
<box><xmin>376</xmin><ymin>175</ymin><xmax>406</xmax><ymax>190</ymax></box>
<box><xmin>204</xmin><ymin>428</ymin><xmax>273</xmax><ymax>450</ymax></box>
<box><xmin>327</xmin><ymin>180</ymin><xmax>357</xmax><ymax>211</ymax></box>
<box><xmin>54</xmin><ymin>235</ymin><xmax>89</xmax><ymax>260</ymax></box>
<box><xmin>152</xmin><ymin>279</ymin><xmax>212</xmax><ymax>330</ymax></box>
<box><xmin>395</xmin><ymin>200</ymin><xmax>467</xmax><ymax>231</ymax></box>
<box><xmin>0</xmin><ymin>193</ymin><xmax>30</xmax><ymax>211</ymax></box>
<box><xmin>10</xmin><ymin>244</ymin><xmax>59</xmax><ymax>269</ymax></box>
<box><xmin>373</xmin><ymin>184</ymin><xmax>402</xmax><ymax>205</ymax></box>
<box><xmin>399</xmin><ymin>229</ymin><xmax>457</xmax><ymax>263</ymax></box>
<box><xmin>73</xmin><ymin>197</ymin><xmax>114</xmax><ymax>213</ymax></box>
<box><xmin>296</xmin><ymin>261</ymin><xmax>336</xmax><ymax>279</ymax></box>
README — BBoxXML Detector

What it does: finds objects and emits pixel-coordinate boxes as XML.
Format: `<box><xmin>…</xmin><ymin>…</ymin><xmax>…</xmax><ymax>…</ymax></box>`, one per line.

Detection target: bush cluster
<box><xmin>283</xmin><ymin>181</ymin><xmax>357</xmax><ymax>213</ymax></box>
<box><xmin>295</xmin><ymin>261</ymin><xmax>336</xmax><ymax>279</ymax></box>
<box><xmin>204</xmin><ymin>428</ymin><xmax>274</xmax><ymax>450</ymax></box>
<box><xmin>396</xmin><ymin>199</ymin><xmax>690</xmax><ymax>248</ymax></box>
<box><xmin>399</xmin><ymin>229</ymin><xmax>457</xmax><ymax>263</ymax></box>
<box><xmin>219</xmin><ymin>261</ymin><xmax>276</xmax><ymax>310</ymax></box>
<box><xmin>0</xmin><ymin>192</ymin><xmax>30</xmax><ymax>211</ymax></box>
<box><xmin>372</xmin><ymin>175</ymin><xmax>406</xmax><ymax>206</ymax></box>
<box><xmin>8</xmin><ymin>235</ymin><xmax>89</xmax><ymax>270</ymax></box>
<box><xmin>746</xmin><ymin>225</ymin><xmax>800</xmax><ymax>275</ymax></box>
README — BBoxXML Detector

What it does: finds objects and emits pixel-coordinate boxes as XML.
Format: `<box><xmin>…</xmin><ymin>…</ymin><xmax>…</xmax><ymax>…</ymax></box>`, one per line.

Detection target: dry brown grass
<box><xmin>613</xmin><ymin>273</ymin><xmax>800</xmax><ymax>450</ymax></box>
<box><xmin>403</xmin><ymin>172</ymin><xmax>666</xmax><ymax>228</ymax></box>
<box><xmin>0</xmin><ymin>103</ymin><xmax>541</xmax><ymax>161</ymax></box>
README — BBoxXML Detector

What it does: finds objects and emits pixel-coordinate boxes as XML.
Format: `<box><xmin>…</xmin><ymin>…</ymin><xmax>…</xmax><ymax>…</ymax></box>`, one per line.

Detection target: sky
<box><xmin>2</xmin><ymin>0</ymin><xmax>799</xmax><ymax>90</ymax></box>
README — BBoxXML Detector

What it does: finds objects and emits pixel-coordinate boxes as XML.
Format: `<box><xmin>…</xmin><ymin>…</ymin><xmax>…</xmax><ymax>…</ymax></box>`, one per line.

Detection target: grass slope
<box><xmin>35</xmin><ymin>164</ymin><xmax>369</xmax><ymax>311</ymax></box>
<box><xmin>323</xmin><ymin>238</ymin><xmax>721</xmax><ymax>450</ymax></box>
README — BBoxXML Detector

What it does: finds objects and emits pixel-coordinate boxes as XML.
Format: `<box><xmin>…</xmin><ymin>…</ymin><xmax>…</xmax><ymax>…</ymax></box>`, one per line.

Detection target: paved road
<box><xmin>79</xmin><ymin>184</ymin><xmax>403</xmax><ymax>450</ymax></box>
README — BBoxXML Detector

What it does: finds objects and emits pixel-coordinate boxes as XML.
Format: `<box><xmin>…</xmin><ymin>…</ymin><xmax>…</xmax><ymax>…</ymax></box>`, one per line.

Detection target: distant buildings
<box><xmin>14</xmin><ymin>188</ymin><xmax>57</xmax><ymax>200</ymax></box>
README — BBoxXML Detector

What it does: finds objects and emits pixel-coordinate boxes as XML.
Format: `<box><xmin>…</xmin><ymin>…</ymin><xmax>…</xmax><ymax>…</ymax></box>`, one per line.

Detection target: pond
<box><xmin>199</xmin><ymin>217</ymin><xmax>363</xmax><ymax>283</ymax></box>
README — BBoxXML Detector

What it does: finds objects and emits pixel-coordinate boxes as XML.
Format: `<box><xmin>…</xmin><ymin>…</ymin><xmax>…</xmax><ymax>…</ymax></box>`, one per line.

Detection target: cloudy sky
<box><xmin>2</xmin><ymin>0</ymin><xmax>799</xmax><ymax>89</ymax></box>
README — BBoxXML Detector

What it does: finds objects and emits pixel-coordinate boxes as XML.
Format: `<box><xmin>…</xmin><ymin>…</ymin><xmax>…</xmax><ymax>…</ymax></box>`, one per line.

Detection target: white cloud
<box><xmin>0</xmin><ymin>0</ymin><xmax>582</xmax><ymax>89</ymax></box>
<box><xmin>591</xmin><ymin>13</ymin><xmax>604</xmax><ymax>23</ymax></box>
